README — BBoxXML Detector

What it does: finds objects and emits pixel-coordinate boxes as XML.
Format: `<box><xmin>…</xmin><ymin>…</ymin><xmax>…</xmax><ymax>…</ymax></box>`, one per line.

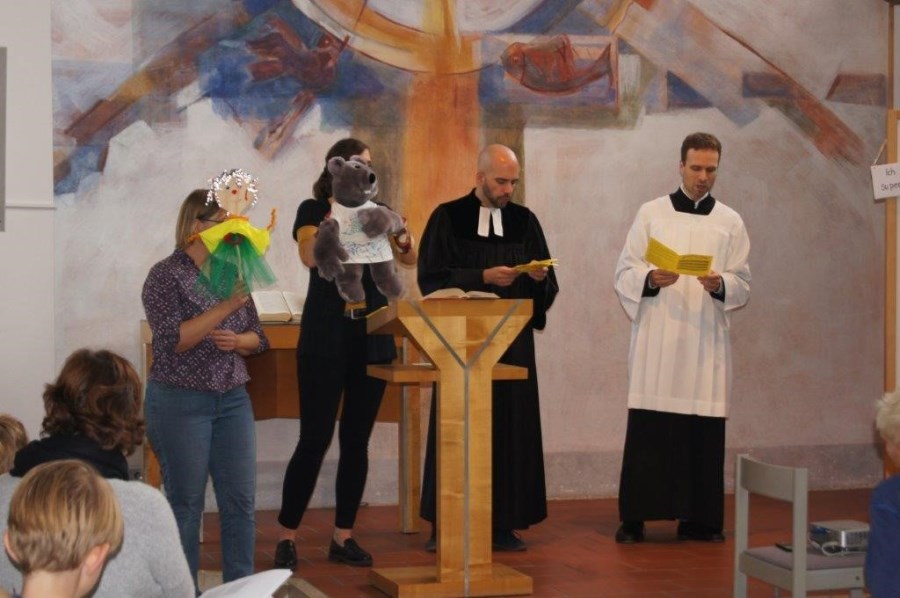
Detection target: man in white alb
<box><xmin>613</xmin><ymin>132</ymin><xmax>751</xmax><ymax>544</ymax></box>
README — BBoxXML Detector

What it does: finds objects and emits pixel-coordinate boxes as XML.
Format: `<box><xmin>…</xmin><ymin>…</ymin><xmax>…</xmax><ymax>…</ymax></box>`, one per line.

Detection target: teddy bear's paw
<box><xmin>319</xmin><ymin>217</ymin><xmax>339</xmax><ymax>230</ymax></box>
<box><xmin>376</xmin><ymin>277</ymin><xmax>404</xmax><ymax>299</ymax></box>
<box><xmin>357</xmin><ymin>208</ymin><xmax>384</xmax><ymax>236</ymax></box>
<box><xmin>314</xmin><ymin>234</ymin><xmax>349</xmax><ymax>268</ymax></box>
<box><xmin>371</xmin><ymin>262</ymin><xmax>404</xmax><ymax>299</ymax></box>
<box><xmin>359</xmin><ymin>206</ymin><xmax>402</xmax><ymax>237</ymax></box>
<box><xmin>336</xmin><ymin>284</ymin><xmax>365</xmax><ymax>304</ymax></box>
<box><xmin>316</xmin><ymin>260</ymin><xmax>344</xmax><ymax>281</ymax></box>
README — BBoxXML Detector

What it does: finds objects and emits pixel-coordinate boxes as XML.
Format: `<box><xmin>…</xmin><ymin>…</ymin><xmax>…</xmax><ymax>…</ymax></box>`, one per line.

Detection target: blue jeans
<box><xmin>145</xmin><ymin>381</ymin><xmax>256</xmax><ymax>587</ymax></box>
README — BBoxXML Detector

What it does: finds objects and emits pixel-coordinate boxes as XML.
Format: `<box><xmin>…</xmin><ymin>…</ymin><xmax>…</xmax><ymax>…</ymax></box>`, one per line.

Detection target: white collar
<box><xmin>477</xmin><ymin>205</ymin><xmax>503</xmax><ymax>238</ymax></box>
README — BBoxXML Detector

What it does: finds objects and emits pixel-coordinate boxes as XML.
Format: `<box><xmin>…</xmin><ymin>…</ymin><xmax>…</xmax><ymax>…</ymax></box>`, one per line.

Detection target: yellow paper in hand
<box><xmin>513</xmin><ymin>258</ymin><xmax>558</xmax><ymax>273</ymax></box>
<box><xmin>644</xmin><ymin>237</ymin><xmax>712</xmax><ymax>276</ymax></box>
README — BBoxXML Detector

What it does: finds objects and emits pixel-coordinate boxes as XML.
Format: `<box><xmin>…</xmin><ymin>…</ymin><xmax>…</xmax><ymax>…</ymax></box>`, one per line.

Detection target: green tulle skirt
<box><xmin>196</xmin><ymin>234</ymin><xmax>277</xmax><ymax>300</ymax></box>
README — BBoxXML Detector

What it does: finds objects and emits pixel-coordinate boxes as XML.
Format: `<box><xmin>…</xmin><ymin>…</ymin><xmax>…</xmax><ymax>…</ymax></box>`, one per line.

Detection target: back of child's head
<box><xmin>4</xmin><ymin>459</ymin><xmax>124</xmax><ymax>575</ymax></box>
<box><xmin>0</xmin><ymin>414</ymin><xmax>28</xmax><ymax>474</ymax></box>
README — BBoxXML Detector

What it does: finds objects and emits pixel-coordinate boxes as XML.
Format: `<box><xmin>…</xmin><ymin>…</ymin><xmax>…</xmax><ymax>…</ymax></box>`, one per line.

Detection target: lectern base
<box><xmin>369</xmin><ymin>563</ymin><xmax>532</xmax><ymax>597</ymax></box>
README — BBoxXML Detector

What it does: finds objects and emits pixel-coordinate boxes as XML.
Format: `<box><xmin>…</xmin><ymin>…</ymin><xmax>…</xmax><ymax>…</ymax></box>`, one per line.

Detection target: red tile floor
<box><xmin>200</xmin><ymin>489</ymin><xmax>871</xmax><ymax>597</ymax></box>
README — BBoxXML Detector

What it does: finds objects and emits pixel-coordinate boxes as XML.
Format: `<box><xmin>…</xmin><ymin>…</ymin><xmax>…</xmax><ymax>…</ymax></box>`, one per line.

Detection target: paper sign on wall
<box><xmin>872</xmin><ymin>163</ymin><xmax>900</xmax><ymax>200</ymax></box>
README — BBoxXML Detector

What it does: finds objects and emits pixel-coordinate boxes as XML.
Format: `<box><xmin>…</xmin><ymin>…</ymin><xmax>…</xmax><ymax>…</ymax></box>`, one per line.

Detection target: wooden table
<box><xmin>140</xmin><ymin>320</ymin><xmax>423</xmax><ymax>533</ymax></box>
<box><xmin>366</xmin><ymin>299</ymin><xmax>533</xmax><ymax>597</ymax></box>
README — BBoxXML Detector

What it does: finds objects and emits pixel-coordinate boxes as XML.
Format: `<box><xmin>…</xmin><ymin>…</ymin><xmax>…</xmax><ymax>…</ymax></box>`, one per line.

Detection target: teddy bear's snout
<box><xmin>368</xmin><ymin>173</ymin><xmax>376</xmax><ymax>184</ymax></box>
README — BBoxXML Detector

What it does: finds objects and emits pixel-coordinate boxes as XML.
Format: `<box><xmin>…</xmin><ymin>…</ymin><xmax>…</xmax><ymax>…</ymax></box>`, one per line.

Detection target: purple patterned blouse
<box><xmin>141</xmin><ymin>249</ymin><xmax>269</xmax><ymax>392</ymax></box>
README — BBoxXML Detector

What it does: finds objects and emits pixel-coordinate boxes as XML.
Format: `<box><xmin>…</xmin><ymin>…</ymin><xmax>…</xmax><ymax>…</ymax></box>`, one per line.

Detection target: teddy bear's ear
<box><xmin>327</xmin><ymin>156</ymin><xmax>346</xmax><ymax>176</ymax></box>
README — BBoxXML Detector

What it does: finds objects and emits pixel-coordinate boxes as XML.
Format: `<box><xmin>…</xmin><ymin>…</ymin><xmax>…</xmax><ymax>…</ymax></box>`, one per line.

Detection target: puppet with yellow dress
<box><xmin>195</xmin><ymin>168</ymin><xmax>277</xmax><ymax>299</ymax></box>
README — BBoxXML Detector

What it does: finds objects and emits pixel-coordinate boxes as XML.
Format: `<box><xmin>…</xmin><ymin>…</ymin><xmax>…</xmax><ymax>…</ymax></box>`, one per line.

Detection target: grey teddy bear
<box><xmin>313</xmin><ymin>155</ymin><xmax>405</xmax><ymax>304</ymax></box>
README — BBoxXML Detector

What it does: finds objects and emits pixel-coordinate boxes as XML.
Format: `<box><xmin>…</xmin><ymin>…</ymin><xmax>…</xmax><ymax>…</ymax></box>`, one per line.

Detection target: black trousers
<box><xmin>618</xmin><ymin>408</ymin><xmax>725</xmax><ymax>531</ymax></box>
<box><xmin>277</xmin><ymin>351</ymin><xmax>387</xmax><ymax>530</ymax></box>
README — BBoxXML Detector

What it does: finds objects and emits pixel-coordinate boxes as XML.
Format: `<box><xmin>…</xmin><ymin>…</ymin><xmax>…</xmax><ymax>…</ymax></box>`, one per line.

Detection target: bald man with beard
<box><xmin>417</xmin><ymin>144</ymin><xmax>559</xmax><ymax>552</ymax></box>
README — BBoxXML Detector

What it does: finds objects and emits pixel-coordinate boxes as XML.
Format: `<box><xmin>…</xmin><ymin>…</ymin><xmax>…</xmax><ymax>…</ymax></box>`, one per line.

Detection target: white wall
<box><xmin>0</xmin><ymin>1</ymin><xmax>55</xmax><ymax>439</ymax></box>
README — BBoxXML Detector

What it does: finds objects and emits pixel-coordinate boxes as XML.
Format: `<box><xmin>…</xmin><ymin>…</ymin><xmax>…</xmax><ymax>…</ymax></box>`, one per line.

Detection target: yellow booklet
<box><xmin>644</xmin><ymin>237</ymin><xmax>712</xmax><ymax>276</ymax></box>
<box><xmin>513</xmin><ymin>258</ymin><xmax>558</xmax><ymax>273</ymax></box>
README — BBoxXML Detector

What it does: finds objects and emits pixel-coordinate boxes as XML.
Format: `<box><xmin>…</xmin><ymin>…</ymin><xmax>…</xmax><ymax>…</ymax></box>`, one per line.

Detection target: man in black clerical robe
<box><xmin>417</xmin><ymin>144</ymin><xmax>558</xmax><ymax>551</ymax></box>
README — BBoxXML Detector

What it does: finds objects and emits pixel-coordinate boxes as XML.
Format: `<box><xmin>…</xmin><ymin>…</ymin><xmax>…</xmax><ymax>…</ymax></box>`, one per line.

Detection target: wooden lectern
<box><xmin>366</xmin><ymin>299</ymin><xmax>534</xmax><ymax>598</ymax></box>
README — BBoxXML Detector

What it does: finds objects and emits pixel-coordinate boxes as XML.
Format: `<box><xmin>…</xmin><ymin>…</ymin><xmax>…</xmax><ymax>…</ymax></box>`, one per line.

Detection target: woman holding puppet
<box><xmin>142</xmin><ymin>178</ymin><xmax>270</xmax><ymax>589</ymax></box>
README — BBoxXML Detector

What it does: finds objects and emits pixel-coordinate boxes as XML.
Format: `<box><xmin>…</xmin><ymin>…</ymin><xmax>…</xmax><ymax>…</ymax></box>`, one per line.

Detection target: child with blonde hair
<box><xmin>4</xmin><ymin>460</ymin><xmax>123</xmax><ymax>598</ymax></box>
<box><xmin>0</xmin><ymin>415</ymin><xmax>27</xmax><ymax>475</ymax></box>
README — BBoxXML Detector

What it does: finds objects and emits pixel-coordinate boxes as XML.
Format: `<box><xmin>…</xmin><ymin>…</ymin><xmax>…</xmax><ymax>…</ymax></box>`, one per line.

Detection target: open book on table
<box><xmin>251</xmin><ymin>290</ymin><xmax>304</xmax><ymax>322</ymax></box>
<box><xmin>644</xmin><ymin>237</ymin><xmax>712</xmax><ymax>276</ymax></box>
<box><xmin>423</xmin><ymin>288</ymin><xmax>499</xmax><ymax>300</ymax></box>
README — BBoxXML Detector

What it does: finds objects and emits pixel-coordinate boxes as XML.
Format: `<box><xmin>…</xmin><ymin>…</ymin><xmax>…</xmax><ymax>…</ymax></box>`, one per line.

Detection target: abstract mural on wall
<box><xmin>50</xmin><ymin>0</ymin><xmax>889</xmax><ymax>501</ymax></box>
<box><xmin>53</xmin><ymin>0</ymin><xmax>882</xmax><ymax>198</ymax></box>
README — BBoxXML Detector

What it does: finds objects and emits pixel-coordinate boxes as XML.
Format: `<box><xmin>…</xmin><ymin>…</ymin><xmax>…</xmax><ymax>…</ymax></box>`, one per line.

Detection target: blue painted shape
<box><xmin>510</xmin><ymin>0</ymin><xmax>586</xmax><ymax>34</ymax></box>
<box><xmin>666</xmin><ymin>72</ymin><xmax>711</xmax><ymax>108</ymax></box>
<box><xmin>54</xmin><ymin>144</ymin><xmax>107</xmax><ymax>195</ymax></box>
<box><xmin>243</xmin><ymin>0</ymin><xmax>281</xmax><ymax>17</ymax></box>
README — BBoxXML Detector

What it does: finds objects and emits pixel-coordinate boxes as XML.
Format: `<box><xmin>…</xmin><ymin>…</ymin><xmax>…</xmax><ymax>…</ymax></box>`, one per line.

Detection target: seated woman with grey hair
<box><xmin>866</xmin><ymin>390</ymin><xmax>900</xmax><ymax>596</ymax></box>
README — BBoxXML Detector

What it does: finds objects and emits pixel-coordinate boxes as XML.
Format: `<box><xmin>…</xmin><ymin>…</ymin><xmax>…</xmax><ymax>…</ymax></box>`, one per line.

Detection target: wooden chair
<box><xmin>733</xmin><ymin>453</ymin><xmax>865</xmax><ymax>597</ymax></box>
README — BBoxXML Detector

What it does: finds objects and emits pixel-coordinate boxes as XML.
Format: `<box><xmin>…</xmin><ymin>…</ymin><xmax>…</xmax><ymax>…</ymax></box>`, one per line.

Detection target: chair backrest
<box><xmin>734</xmin><ymin>453</ymin><xmax>809</xmax><ymax>593</ymax></box>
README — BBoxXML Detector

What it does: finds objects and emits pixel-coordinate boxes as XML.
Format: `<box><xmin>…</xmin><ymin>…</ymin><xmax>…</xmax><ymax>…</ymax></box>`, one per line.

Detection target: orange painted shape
<box><xmin>402</xmin><ymin>72</ymin><xmax>481</xmax><ymax>258</ymax></box>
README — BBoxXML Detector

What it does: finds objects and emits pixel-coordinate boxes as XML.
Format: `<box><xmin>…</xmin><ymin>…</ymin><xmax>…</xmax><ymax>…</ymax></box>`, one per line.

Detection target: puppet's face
<box><xmin>207</xmin><ymin>169</ymin><xmax>259</xmax><ymax>216</ymax></box>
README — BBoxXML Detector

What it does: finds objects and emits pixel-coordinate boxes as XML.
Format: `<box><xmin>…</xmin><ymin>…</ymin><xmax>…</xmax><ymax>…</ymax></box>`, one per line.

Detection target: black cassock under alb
<box><xmin>618</xmin><ymin>408</ymin><xmax>726</xmax><ymax>530</ymax></box>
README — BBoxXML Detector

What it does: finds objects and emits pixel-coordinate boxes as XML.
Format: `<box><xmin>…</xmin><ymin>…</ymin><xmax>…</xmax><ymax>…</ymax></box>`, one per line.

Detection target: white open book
<box><xmin>250</xmin><ymin>290</ymin><xmax>304</xmax><ymax>322</ymax></box>
<box><xmin>423</xmin><ymin>288</ymin><xmax>499</xmax><ymax>300</ymax></box>
<box><xmin>200</xmin><ymin>569</ymin><xmax>292</xmax><ymax>597</ymax></box>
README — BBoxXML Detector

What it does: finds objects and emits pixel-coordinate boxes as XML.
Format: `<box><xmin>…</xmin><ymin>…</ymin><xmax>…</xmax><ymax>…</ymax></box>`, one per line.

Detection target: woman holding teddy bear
<box><xmin>274</xmin><ymin>138</ymin><xmax>417</xmax><ymax>571</ymax></box>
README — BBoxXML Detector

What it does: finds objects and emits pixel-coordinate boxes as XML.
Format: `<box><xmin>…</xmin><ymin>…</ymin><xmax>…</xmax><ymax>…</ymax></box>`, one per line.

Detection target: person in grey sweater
<box><xmin>0</xmin><ymin>349</ymin><xmax>193</xmax><ymax>598</ymax></box>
